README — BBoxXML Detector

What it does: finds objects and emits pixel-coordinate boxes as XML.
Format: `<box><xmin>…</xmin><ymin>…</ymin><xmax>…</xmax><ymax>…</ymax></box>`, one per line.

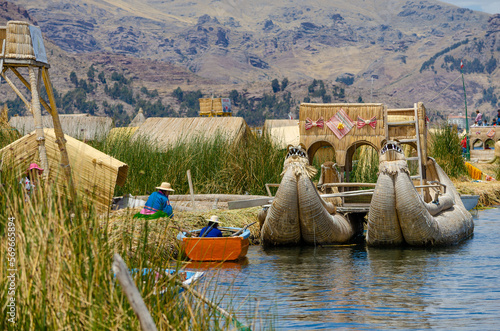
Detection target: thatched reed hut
<box><xmin>1</xmin><ymin>129</ymin><xmax>128</xmax><ymax>213</ymax></box>
<box><xmin>129</xmin><ymin>108</ymin><xmax>146</xmax><ymax>127</ymax></box>
<box><xmin>133</xmin><ymin>117</ymin><xmax>251</xmax><ymax>150</ymax></box>
<box><xmin>262</xmin><ymin>119</ymin><xmax>300</xmax><ymax>149</ymax></box>
<box><xmin>9</xmin><ymin>114</ymin><xmax>113</xmax><ymax>141</ymax></box>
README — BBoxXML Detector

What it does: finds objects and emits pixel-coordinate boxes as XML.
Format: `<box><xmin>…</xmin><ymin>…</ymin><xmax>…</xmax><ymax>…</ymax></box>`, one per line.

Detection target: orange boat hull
<box><xmin>182</xmin><ymin>237</ymin><xmax>250</xmax><ymax>261</ymax></box>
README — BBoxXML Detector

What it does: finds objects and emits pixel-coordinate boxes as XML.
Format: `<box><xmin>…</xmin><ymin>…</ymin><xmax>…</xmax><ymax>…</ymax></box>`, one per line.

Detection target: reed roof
<box><xmin>9</xmin><ymin>114</ymin><xmax>113</xmax><ymax>141</ymax></box>
<box><xmin>0</xmin><ymin>128</ymin><xmax>128</xmax><ymax>213</ymax></box>
<box><xmin>262</xmin><ymin>119</ymin><xmax>300</xmax><ymax>149</ymax></box>
<box><xmin>133</xmin><ymin>117</ymin><xmax>251</xmax><ymax>150</ymax></box>
<box><xmin>129</xmin><ymin>108</ymin><xmax>146</xmax><ymax>127</ymax></box>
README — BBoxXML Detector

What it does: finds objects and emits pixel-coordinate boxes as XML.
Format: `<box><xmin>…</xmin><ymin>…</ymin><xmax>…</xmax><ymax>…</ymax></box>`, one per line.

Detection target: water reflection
<box><xmin>202</xmin><ymin>208</ymin><xmax>500</xmax><ymax>330</ymax></box>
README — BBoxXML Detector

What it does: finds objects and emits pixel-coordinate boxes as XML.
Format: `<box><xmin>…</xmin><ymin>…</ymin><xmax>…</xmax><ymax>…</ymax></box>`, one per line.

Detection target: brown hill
<box><xmin>3</xmin><ymin>0</ymin><xmax>500</xmax><ymax>121</ymax></box>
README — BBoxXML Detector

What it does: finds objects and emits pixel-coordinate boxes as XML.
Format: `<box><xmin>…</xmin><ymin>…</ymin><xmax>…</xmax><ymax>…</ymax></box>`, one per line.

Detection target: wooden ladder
<box><xmin>384</xmin><ymin>103</ymin><xmax>424</xmax><ymax>190</ymax></box>
<box><xmin>0</xmin><ymin>39</ymin><xmax>5</xmax><ymax>83</ymax></box>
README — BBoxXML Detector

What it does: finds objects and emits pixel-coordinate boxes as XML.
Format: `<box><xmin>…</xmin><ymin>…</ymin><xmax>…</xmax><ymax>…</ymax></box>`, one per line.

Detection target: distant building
<box><xmin>447</xmin><ymin>115</ymin><xmax>466</xmax><ymax>130</ymax></box>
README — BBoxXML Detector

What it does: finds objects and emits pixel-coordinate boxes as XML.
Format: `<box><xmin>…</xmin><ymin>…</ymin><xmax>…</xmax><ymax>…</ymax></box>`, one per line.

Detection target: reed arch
<box><xmin>307</xmin><ymin>140</ymin><xmax>336</xmax><ymax>165</ymax></box>
<box><xmin>345</xmin><ymin>140</ymin><xmax>379</xmax><ymax>174</ymax></box>
<box><xmin>472</xmin><ymin>138</ymin><xmax>484</xmax><ymax>149</ymax></box>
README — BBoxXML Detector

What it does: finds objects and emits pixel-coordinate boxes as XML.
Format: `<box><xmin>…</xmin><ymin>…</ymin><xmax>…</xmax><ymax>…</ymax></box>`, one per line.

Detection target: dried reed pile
<box><xmin>5</xmin><ymin>21</ymin><xmax>35</xmax><ymax>60</ymax></box>
<box><xmin>104</xmin><ymin>207</ymin><xmax>261</xmax><ymax>258</ymax></box>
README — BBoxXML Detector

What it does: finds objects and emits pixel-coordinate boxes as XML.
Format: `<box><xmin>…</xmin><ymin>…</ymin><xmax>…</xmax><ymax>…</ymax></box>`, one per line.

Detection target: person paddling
<box><xmin>199</xmin><ymin>215</ymin><xmax>223</xmax><ymax>238</ymax></box>
<box><xmin>134</xmin><ymin>182</ymin><xmax>174</xmax><ymax>219</ymax></box>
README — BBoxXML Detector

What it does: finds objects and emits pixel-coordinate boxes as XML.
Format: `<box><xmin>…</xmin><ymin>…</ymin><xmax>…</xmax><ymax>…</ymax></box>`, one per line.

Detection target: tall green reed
<box><xmin>0</xmin><ymin>167</ymin><xmax>257</xmax><ymax>330</ymax></box>
<box><xmin>428</xmin><ymin>124</ymin><xmax>467</xmax><ymax>178</ymax></box>
<box><xmin>90</xmin><ymin>131</ymin><xmax>287</xmax><ymax>196</ymax></box>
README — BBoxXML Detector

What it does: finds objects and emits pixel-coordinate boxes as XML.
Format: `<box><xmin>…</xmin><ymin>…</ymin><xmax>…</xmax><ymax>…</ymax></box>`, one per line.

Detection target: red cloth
<box><xmin>461</xmin><ymin>137</ymin><xmax>467</xmax><ymax>148</ymax></box>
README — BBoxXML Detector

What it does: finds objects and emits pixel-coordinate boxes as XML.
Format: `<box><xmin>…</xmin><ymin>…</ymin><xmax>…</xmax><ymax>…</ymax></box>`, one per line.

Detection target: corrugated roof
<box><xmin>9</xmin><ymin>114</ymin><xmax>113</xmax><ymax>141</ymax></box>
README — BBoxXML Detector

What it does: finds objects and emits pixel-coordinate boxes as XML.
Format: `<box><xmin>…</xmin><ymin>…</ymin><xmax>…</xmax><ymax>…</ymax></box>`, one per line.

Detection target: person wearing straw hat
<box><xmin>199</xmin><ymin>215</ymin><xmax>223</xmax><ymax>238</ymax></box>
<box><xmin>19</xmin><ymin>163</ymin><xmax>43</xmax><ymax>201</ymax></box>
<box><xmin>134</xmin><ymin>182</ymin><xmax>174</xmax><ymax>219</ymax></box>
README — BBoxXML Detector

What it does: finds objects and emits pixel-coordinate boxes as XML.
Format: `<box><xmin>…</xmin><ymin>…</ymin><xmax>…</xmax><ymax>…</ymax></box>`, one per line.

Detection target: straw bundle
<box><xmin>260</xmin><ymin>166</ymin><xmax>301</xmax><ymax>245</ymax></box>
<box><xmin>132</xmin><ymin>117</ymin><xmax>251</xmax><ymax>151</ymax></box>
<box><xmin>212</xmin><ymin>98</ymin><xmax>222</xmax><ymax>114</ymax></box>
<box><xmin>199</xmin><ymin>98</ymin><xmax>213</xmax><ymax>115</ymax></box>
<box><xmin>0</xmin><ymin>128</ymin><xmax>128</xmax><ymax>213</ymax></box>
<box><xmin>297</xmin><ymin>172</ymin><xmax>354</xmax><ymax>244</ymax></box>
<box><xmin>5</xmin><ymin>21</ymin><xmax>36</xmax><ymax>60</ymax></box>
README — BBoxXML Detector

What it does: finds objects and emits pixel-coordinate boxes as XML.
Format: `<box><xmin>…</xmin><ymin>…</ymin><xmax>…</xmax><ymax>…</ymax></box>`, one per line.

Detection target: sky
<box><xmin>439</xmin><ymin>0</ymin><xmax>500</xmax><ymax>14</ymax></box>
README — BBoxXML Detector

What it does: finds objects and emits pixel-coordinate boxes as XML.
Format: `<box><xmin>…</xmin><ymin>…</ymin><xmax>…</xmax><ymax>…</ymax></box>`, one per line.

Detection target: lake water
<box><xmin>198</xmin><ymin>208</ymin><xmax>500</xmax><ymax>330</ymax></box>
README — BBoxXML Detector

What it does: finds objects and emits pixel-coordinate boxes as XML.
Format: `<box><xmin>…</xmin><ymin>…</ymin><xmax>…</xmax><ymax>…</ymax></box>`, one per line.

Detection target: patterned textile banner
<box><xmin>487</xmin><ymin>129</ymin><xmax>495</xmax><ymax>138</ymax></box>
<box><xmin>356</xmin><ymin>116</ymin><xmax>377</xmax><ymax>129</ymax></box>
<box><xmin>221</xmin><ymin>98</ymin><xmax>231</xmax><ymax>112</ymax></box>
<box><xmin>326</xmin><ymin>109</ymin><xmax>355</xmax><ymax>140</ymax></box>
<box><xmin>305</xmin><ymin>117</ymin><xmax>324</xmax><ymax>130</ymax></box>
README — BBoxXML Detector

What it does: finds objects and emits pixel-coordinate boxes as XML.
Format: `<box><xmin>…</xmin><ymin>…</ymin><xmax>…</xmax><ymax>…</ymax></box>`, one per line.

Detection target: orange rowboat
<box><xmin>177</xmin><ymin>227</ymin><xmax>250</xmax><ymax>262</ymax></box>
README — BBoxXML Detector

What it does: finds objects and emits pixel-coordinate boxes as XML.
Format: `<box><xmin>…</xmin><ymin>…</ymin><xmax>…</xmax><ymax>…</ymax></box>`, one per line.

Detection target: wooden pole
<box><xmin>1</xmin><ymin>71</ymin><xmax>32</xmax><ymax>113</ymax></box>
<box><xmin>187</xmin><ymin>169</ymin><xmax>196</xmax><ymax>208</ymax></box>
<box><xmin>28</xmin><ymin>66</ymin><xmax>49</xmax><ymax>177</ymax></box>
<box><xmin>112</xmin><ymin>254</ymin><xmax>157</xmax><ymax>331</ymax></box>
<box><xmin>41</xmin><ymin>67</ymin><xmax>77</xmax><ymax>202</ymax></box>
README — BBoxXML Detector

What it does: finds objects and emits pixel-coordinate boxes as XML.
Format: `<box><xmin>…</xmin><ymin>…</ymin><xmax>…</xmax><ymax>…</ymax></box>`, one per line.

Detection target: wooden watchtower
<box><xmin>0</xmin><ymin>21</ymin><xmax>75</xmax><ymax>199</ymax></box>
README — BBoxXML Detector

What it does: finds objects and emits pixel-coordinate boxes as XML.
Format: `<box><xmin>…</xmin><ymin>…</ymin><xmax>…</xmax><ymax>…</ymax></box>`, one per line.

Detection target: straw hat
<box><xmin>156</xmin><ymin>182</ymin><xmax>174</xmax><ymax>192</ymax></box>
<box><xmin>27</xmin><ymin>163</ymin><xmax>43</xmax><ymax>173</ymax></box>
<box><xmin>207</xmin><ymin>215</ymin><xmax>220</xmax><ymax>224</ymax></box>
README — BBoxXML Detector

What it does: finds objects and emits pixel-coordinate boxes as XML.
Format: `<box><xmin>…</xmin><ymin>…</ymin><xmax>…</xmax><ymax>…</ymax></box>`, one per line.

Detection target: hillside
<box><xmin>2</xmin><ymin>0</ymin><xmax>500</xmax><ymax>125</ymax></box>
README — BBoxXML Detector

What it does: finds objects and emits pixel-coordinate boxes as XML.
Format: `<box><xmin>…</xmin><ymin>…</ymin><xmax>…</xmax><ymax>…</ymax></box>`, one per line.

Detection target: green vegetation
<box><xmin>90</xmin><ymin>133</ymin><xmax>287</xmax><ymax>196</ymax></box>
<box><xmin>0</xmin><ymin>162</ymin><xmax>259</xmax><ymax>330</ymax></box>
<box><xmin>477</xmin><ymin>87</ymin><xmax>499</xmax><ymax>108</ymax></box>
<box><xmin>350</xmin><ymin>146</ymin><xmax>379</xmax><ymax>184</ymax></box>
<box><xmin>428</xmin><ymin>125</ymin><xmax>467</xmax><ymax>178</ymax></box>
<box><xmin>335</xmin><ymin>75</ymin><xmax>354</xmax><ymax>86</ymax></box>
<box><xmin>420</xmin><ymin>39</ymin><xmax>469</xmax><ymax>72</ymax></box>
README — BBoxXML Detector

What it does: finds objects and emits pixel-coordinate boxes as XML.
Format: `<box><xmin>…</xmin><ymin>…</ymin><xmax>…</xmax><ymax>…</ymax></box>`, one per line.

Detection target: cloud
<box><xmin>439</xmin><ymin>0</ymin><xmax>500</xmax><ymax>14</ymax></box>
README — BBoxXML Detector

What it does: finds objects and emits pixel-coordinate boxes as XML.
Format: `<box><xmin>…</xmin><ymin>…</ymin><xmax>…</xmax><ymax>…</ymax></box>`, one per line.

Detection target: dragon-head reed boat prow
<box><xmin>259</xmin><ymin>144</ymin><xmax>357</xmax><ymax>246</ymax></box>
<box><xmin>367</xmin><ymin>140</ymin><xmax>474</xmax><ymax>247</ymax></box>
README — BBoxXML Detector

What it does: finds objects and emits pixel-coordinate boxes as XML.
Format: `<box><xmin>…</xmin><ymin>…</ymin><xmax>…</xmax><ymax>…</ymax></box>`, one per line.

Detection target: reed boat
<box><xmin>258</xmin><ymin>145</ymin><xmax>356</xmax><ymax>246</ymax></box>
<box><xmin>177</xmin><ymin>227</ymin><xmax>250</xmax><ymax>261</ymax></box>
<box><xmin>367</xmin><ymin>141</ymin><xmax>474</xmax><ymax>246</ymax></box>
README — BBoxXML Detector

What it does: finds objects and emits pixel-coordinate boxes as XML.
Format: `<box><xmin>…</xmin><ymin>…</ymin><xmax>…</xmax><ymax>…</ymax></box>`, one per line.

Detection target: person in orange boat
<box><xmin>199</xmin><ymin>215</ymin><xmax>223</xmax><ymax>238</ymax></box>
<box><xmin>133</xmin><ymin>182</ymin><xmax>174</xmax><ymax>220</ymax></box>
<box><xmin>19</xmin><ymin>163</ymin><xmax>44</xmax><ymax>201</ymax></box>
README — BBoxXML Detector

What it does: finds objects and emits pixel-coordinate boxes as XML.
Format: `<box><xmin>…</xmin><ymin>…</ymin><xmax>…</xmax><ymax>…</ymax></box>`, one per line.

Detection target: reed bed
<box><xmin>428</xmin><ymin>124</ymin><xmax>467</xmax><ymax>178</ymax></box>
<box><xmin>0</xmin><ymin>169</ymin><xmax>260</xmax><ymax>330</ymax></box>
<box><xmin>89</xmin><ymin>132</ymin><xmax>287</xmax><ymax>197</ymax></box>
<box><xmin>105</xmin><ymin>207</ymin><xmax>262</xmax><ymax>258</ymax></box>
